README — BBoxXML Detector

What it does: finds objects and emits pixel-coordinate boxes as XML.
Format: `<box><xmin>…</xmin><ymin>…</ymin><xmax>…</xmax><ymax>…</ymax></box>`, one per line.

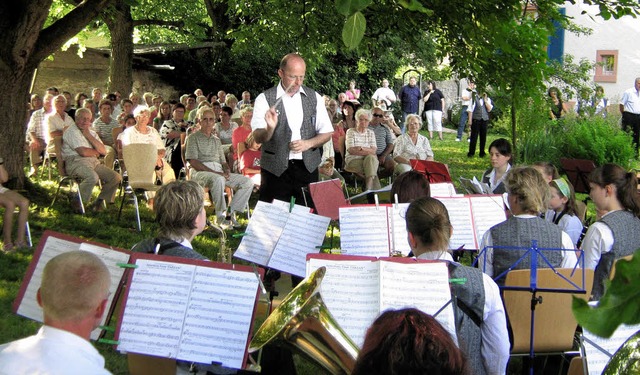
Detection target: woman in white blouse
<box><xmin>344</xmin><ymin>109</ymin><xmax>379</xmax><ymax>191</ymax></box>
<box><xmin>393</xmin><ymin>114</ymin><xmax>434</xmax><ymax>175</ymax></box>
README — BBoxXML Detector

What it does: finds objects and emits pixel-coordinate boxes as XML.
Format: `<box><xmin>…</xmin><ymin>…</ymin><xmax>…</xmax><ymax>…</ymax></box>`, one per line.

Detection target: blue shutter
<box><xmin>548</xmin><ymin>8</ymin><xmax>565</xmax><ymax>63</ymax></box>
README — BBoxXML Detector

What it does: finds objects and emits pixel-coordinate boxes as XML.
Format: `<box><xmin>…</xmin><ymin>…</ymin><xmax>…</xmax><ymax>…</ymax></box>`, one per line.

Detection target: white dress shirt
<box><xmin>620</xmin><ymin>86</ymin><xmax>640</xmax><ymax>114</ymax></box>
<box><xmin>416</xmin><ymin>251</ymin><xmax>510</xmax><ymax>375</ymax></box>
<box><xmin>251</xmin><ymin>82</ymin><xmax>333</xmax><ymax>160</ymax></box>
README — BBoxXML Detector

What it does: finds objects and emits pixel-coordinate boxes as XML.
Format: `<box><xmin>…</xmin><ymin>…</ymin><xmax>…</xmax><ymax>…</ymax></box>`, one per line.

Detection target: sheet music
<box><xmin>458</xmin><ymin>177</ymin><xmax>483</xmax><ymax>194</ymax></box>
<box><xmin>470</xmin><ymin>196</ymin><xmax>507</xmax><ymax>248</ymax></box>
<box><xmin>178</xmin><ymin>267</ymin><xmax>259</xmax><ymax>369</ymax></box>
<box><xmin>339</xmin><ymin>206</ymin><xmax>390</xmax><ymax>256</ymax></box>
<box><xmin>436</xmin><ymin>197</ymin><xmax>477</xmax><ymax>250</ymax></box>
<box><xmin>388</xmin><ymin>203</ymin><xmax>411</xmax><ymax>256</ymax></box>
<box><xmin>117</xmin><ymin>259</ymin><xmax>194</xmax><ymax>358</ymax></box>
<box><xmin>15</xmin><ymin>235</ymin><xmax>130</xmax><ymax>340</ymax></box>
<box><xmin>583</xmin><ymin>324</ymin><xmax>640</xmax><ymax>375</ymax></box>
<box><xmin>268</xmin><ymin>211</ymin><xmax>331</xmax><ymax>277</ymax></box>
<box><xmin>271</xmin><ymin>199</ymin><xmax>312</xmax><ymax>214</ymax></box>
<box><xmin>233</xmin><ymin>201</ymin><xmax>288</xmax><ymax>266</ymax></box>
<box><xmin>306</xmin><ymin>258</ymin><xmax>380</xmax><ymax>347</ymax></box>
<box><xmin>430</xmin><ymin>182</ymin><xmax>457</xmax><ymax>197</ymax></box>
<box><xmin>378</xmin><ymin>260</ymin><xmax>458</xmax><ymax>345</ymax></box>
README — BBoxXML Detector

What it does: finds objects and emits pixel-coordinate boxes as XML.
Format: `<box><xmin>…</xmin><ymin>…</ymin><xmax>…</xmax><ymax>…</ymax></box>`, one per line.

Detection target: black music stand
<box><xmin>474</xmin><ymin>241</ymin><xmax>589</xmax><ymax>375</ymax></box>
<box><xmin>559</xmin><ymin>158</ymin><xmax>596</xmax><ymax>195</ymax></box>
<box><xmin>410</xmin><ymin>160</ymin><xmax>452</xmax><ymax>183</ymax></box>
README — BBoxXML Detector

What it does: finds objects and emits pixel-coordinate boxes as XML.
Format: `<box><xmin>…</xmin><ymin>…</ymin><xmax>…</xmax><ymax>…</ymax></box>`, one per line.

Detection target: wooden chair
<box><xmin>118</xmin><ymin>143</ymin><xmax>160</xmax><ymax>231</ymax></box>
<box><xmin>567</xmin><ymin>356</ymin><xmax>585</xmax><ymax>375</ymax></box>
<box><xmin>127</xmin><ymin>353</ymin><xmax>176</xmax><ymax>375</ymax></box>
<box><xmin>503</xmin><ymin>268</ymin><xmax>594</xmax><ymax>355</ymax></box>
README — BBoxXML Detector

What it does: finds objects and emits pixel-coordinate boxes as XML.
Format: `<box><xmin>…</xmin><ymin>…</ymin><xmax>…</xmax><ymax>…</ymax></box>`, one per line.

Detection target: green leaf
<box><xmin>335</xmin><ymin>0</ymin><xmax>372</xmax><ymax>17</ymax></box>
<box><xmin>342</xmin><ymin>11</ymin><xmax>366</xmax><ymax>50</ymax></box>
<box><xmin>399</xmin><ymin>0</ymin><xmax>433</xmax><ymax>15</ymax></box>
<box><xmin>572</xmin><ymin>250</ymin><xmax>640</xmax><ymax>338</ymax></box>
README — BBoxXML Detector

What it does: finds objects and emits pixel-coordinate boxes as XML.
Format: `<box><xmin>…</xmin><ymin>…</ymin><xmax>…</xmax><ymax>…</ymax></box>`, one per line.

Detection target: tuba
<box><xmin>249</xmin><ymin>267</ymin><xmax>359</xmax><ymax>374</ymax></box>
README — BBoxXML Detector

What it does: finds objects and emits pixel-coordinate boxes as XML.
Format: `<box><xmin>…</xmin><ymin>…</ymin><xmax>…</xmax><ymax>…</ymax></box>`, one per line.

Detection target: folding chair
<box><xmin>118</xmin><ymin>143</ymin><xmax>160</xmax><ymax>231</ymax></box>
<box><xmin>49</xmin><ymin>136</ymin><xmax>87</xmax><ymax>214</ymax></box>
<box><xmin>410</xmin><ymin>160</ymin><xmax>452</xmax><ymax>183</ymax></box>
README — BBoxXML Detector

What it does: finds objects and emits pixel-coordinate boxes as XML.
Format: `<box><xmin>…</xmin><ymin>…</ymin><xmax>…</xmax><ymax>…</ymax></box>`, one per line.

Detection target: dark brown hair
<box><xmin>352</xmin><ymin>308</ymin><xmax>468</xmax><ymax>375</ymax></box>
<box><xmin>390</xmin><ymin>170</ymin><xmax>430</xmax><ymax>203</ymax></box>
<box><xmin>589</xmin><ymin>163</ymin><xmax>640</xmax><ymax>218</ymax></box>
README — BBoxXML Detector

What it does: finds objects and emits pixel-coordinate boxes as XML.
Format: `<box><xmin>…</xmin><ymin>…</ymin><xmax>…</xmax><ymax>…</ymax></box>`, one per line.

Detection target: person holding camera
<box><xmin>0</xmin><ymin>157</ymin><xmax>29</xmax><ymax>252</ymax></box>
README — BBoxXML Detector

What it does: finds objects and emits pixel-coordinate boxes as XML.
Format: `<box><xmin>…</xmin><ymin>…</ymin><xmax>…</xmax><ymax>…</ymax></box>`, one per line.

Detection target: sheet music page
<box><xmin>178</xmin><ymin>266</ymin><xmax>259</xmax><ymax>369</ymax></box>
<box><xmin>472</xmin><ymin>176</ymin><xmax>490</xmax><ymax>194</ymax></box>
<box><xmin>436</xmin><ymin>197</ymin><xmax>476</xmax><ymax>250</ymax></box>
<box><xmin>583</xmin><ymin>324</ymin><xmax>640</xmax><ymax>375</ymax></box>
<box><xmin>430</xmin><ymin>182</ymin><xmax>457</xmax><ymax>197</ymax></box>
<box><xmin>306</xmin><ymin>258</ymin><xmax>380</xmax><ymax>347</ymax></box>
<box><xmin>234</xmin><ymin>201</ymin><xmax>288</xmax><ymax>266</ymax></box>
<box><xmin>15</xmin><ymin>236</ymin><xmax>129</xmax><ymax>341</ymax></box>
<box><xmin>470</xmin><ymin>196</ymin><xmax>507</xmax><ymax>249</ymax></box>
<box><xmin>388</xmin><ymin>203</ymin><xmax>411</xmax><ymax>256</ymax></box>
<box><xmin>378</xmin><ymin>260</ymin><xmax>458</xmax><ymax>345</ymax></box>
<box><xmin>267</xmin><ymin>212</ymin><xmax>331</xmax><ymax>277</ymax></box>
<box><xmin>271</xmin><ymin>199</ymin><xmax>312</xmax><ymax>214</ymax></box>
<box><xmin>458</xmin><ymin>177</ymin><xmax>481</xmax><ymax>194</ymax></box>
<box><xmin>117</xmin><ymin>259</ymin><xmax>195</xmax><ymax>358</ymax></box>
<box><xmin>339</xmin><ymin>206</ymin><xmax>390</xmax><ymax>257</ymax></box>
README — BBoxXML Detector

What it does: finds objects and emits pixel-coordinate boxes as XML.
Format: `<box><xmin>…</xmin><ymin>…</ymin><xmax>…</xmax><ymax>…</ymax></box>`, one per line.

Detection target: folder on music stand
<box><xmin>560</xmin><ymin>158</ymin><xmax>596</xmax><ymax>194</ymax></box>
<box><xmin>410</xmin><ymin>160</ymin><xmax>452</xmax><ymax>183</ymax></box>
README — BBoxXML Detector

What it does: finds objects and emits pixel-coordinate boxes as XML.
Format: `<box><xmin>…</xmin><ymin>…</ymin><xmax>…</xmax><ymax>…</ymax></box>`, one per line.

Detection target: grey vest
<box><xmin>490</xmin><ymin>217</ymin><xmax>563</xmax><ymax>285</ymax></box>
<box><xmin>262</xmin><ymin>85</ymin><xmax>320</xmax><ymax>176</ymax></box>
<box><xmin>449</xmin><ymin>263</ymin><xmax>487</xmax><ymax>375</ymax></box>
<box><xmin>592</xmin><ymin>210</ymin><xmax>640</xmax><ymax>300</ymax></box>
<box><xmin>472</xmin><ymin>95</ymin><xmax>490</xmax><ymax>121</ymax></box>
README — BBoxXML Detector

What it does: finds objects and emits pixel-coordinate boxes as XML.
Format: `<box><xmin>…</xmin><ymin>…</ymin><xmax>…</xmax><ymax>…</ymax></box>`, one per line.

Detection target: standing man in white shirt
<box><xmin>619</xmin><ymin>77</ymin><xmax>640</xmax><ymax>155</ymax></box>
<box><xmin>251</xmin><ymin>53</ymin><xmax>333</xmax><ymax>205</ymax></box>
<box><xmin>371</xmin><ymin>78</ymin><xmax>397</xmax><ymax>109</ymax></box>
<box><xmin>0</xmin><ymin>251</ymin><xmax>112</xmax><ymax>375</ymax></box>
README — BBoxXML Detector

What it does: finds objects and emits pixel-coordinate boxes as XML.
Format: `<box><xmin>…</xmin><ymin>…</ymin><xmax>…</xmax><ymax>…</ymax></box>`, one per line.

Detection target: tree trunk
<box><xmin>511</xmin><ymin>96</ymin><xmax>518</xmax><ymax>164</ymax></box>
<box><xmin>104</xmin><ymin>0</ymin><xmax>134</xmax><ymax>95</ymax></box>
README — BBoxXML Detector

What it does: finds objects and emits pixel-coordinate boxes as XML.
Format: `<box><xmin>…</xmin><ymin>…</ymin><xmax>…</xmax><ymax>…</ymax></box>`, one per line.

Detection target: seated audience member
<box><xmin>344</xmin><ymin>109</ymin><xmax>380</xmax><ymax>191</ymax></box>
<box><xmin>482</xmin><ymin>138</ymin><xmax>512</xmax><ymax>194</ymax></box>
<box><xmin>120</xmin><ymin>107</ymin><xmax>175</xmax><ymax>186</ymax></box>
<box><xmin>47</xmin><ymin>94</ymin><xmax>75</xmax><ymax>151</ymax></box>
<box><xmin>152</xmin><ymin>101</ymin><xmax>172</xmax><ymax>131</ymax></box>
<box><xmin>393</xmin><ymin>114</ymin><xmax>434</xmax><ymax>175</ymax></box>
<box><xmin>231</xmin><ymin>107</ymin><xmax>254</xmax><ymax>163</ymax></box>
<box><xmin>160</xmin><ymin>103</ymin><xmax>190</xmax><ymax>179</ymax></box>
<box><xmin>185</xmin><ymin>108</ymin><xmax>253</xmax><ymax>228</ymax></box>
<box><xmin>382</xmin><ymin>110</ymin><xmax>401</xmax><ymax>137</ymax></box>
<box><xmin>544</xmin><ymin>178</ymin><xmax>583</xmax><ymax>247</ymax></box>
<box><xmin>216</xmin><ymin>106</ymin><xmax>238</xmax><ymax>166</ymax></box>
<box><xmin>27</xmin><ymin>93</ymin><xmax>53</xmax><ymax>177</ymax></box>
<box><xmin>369</xmin><ymin>106</ymin><xmax>396</xmax><ymax>177</ymax></box>
<box><xmin>532</xmin><ymin>161</ymin><xmax>560</xmax><ymax>183</ymax></box>
<box><xmin>92</xmin><ymin>99</ymin><xmax>119</xmax><ymax>170</ymax></box>
<box><xmin>478</xmin><ymin>166</ymin><xmax>577</xmax><ymax>284</ymax></box>
<box><xmin>0</xmin><ymin>158</ymin><xmax>30</xmax><ymax>252</ymax></box>
<box><xmin>0</xmin><ymin>251</ymin><xmax>112</xmax><ymax>374</ymax></box>
<box><xmin>405</xmin><ymin>197</ymin><xmax>509</xmax><ymax>374</ymax></box>
<box><xmin>581</xmin><ymin>163</ymin><xmax>640</xmax><ymax>300</ymax></box>
<box><xmin>116</xmin><ymin>99</ymin><xmax>134</xmax><ymax>125</ymax></box>
<box><xmin>390</xmin><ymin>170</ymin><xmax>430</xmax><ymax>203</ymax></box>
<box><xmin>82</xmin><ymin>99</ymin><xmax>96</xmax><ymax>121</ymax></box>
<box><xmin>329</xmin><ymin>105</ymin><xmax>345</xmax><ymax>169</ymax></box>
<box><xmin>239</xmin><ymin>133</ymin><xmax>262</xmax><ymax>187</ymax></box>
<box><xmin>352</xmin><ymin>308</ymin><xmax>469</xmax><ymax>375</ymax></box>
<box><xmin>338</xmin><ymin>100</ymin><xmax>359</xmax><ymax>130</ymax></box>
<box><xmin>114</xmin><ymin>114</ymin><xmax>136</xmax><ymax>160</ymax></box>
<box><xmin>62</xmin><ymin>108</ymin><xmax>122</xmax><ymax>213</ymax></box>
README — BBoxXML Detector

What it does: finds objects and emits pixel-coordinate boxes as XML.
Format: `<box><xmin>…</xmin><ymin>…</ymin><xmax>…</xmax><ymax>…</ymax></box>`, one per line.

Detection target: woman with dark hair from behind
<box><xmin>390</xmin><ymin>170</ymin><xmax>430</xmax><ymax>203</ymax></box>
<box><xmin>352</xmin><ymin>308</ymin><xmax>469</xmax><ymax>375</ymax></box>
<box><xmin>404</xmin><ymin>197</ymin><xmax>509</xmax><ymax>374</ymax></box>
<box><xmin>582</xmin><ymin>163</ymin><xmax>640</xmax><ymax>300</ymax></box>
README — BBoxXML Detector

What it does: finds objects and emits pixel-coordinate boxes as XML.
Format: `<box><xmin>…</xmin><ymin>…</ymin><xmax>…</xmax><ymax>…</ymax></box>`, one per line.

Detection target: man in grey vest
<box><xmin>252</xmin><ymin>53</ymin><xmax>333</xmax><ymax>204</ymax></box>
<box><xmin>466</xmin><ymin>85</ymin><xmax>493</xmax><ymax>158</ymax></box>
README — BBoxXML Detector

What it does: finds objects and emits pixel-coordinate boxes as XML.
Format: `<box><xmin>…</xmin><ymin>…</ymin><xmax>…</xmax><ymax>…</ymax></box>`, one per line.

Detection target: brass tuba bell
<box><xmin>249</xmin><ymin>267</ymin><xmax>359</xmax><ymax>374</ymax></box>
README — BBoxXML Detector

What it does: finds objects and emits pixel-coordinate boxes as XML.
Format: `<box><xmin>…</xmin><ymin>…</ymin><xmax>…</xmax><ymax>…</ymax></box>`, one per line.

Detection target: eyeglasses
<box><xmin>285</xmin><ymin>74</ymin><xmax>305</xmax><ymax>81</ymax></box>
<box><xmin>373</xmin><ymin>114</ymin><xmax>384</xmax><ymax>118</ymax></box>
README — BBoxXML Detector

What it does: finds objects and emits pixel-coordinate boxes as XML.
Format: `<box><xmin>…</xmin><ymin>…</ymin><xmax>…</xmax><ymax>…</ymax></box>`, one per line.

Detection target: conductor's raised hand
<box><xmin>265</xmin><ymin>107</ymin><xmax>278</xmax><ymax>130</ymax></box>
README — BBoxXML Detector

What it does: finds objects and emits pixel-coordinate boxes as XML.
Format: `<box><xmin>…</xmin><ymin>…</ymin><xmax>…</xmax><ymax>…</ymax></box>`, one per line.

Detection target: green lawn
<box><xmin>0</xmin><ymin>128</ymin><xmax>600</xmax><ymax>374</ymax></box>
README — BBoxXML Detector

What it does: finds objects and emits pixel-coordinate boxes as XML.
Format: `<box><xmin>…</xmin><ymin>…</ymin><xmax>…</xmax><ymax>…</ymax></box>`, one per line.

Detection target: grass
<box><xmin>1</xmin><ymin>126</ymin><xmax>626</xmax><ymax>374</ymax></box>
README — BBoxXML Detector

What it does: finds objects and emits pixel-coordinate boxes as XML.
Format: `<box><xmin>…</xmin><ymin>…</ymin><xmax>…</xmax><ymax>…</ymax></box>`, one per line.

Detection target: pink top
<box><xmin>345</xmin><ymin>89</ymin><xmax>360</xmax><ymax>101</ymax></box>
<box><xmin>231</xmin><ymin>126</ymin><xmax>252</xmax><ymax>160</ymax></box>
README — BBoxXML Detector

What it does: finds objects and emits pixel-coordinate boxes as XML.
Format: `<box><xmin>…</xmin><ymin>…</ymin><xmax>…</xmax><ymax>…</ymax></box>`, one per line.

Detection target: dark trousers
<box><xmin>622</xmin><ymin>112</ymin><xmax>640</xmax><ymax>154</ymax></box>
<box><xmin>259</xmin><ymin>159</ymin><xmax>318</xmax><ymax>207</ymax></box>
<box><xmin>468</xmin><ymin>119</ymin><xmax>488</xmax><ymax>156</ymax></box>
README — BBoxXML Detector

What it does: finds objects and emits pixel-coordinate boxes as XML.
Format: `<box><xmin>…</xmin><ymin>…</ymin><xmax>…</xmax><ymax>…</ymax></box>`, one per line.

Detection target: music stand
<box><xmin>306</xmin><ymin>179</ymin><xmax>350</xmax><ymax>249</ymax></box>
<box><xmin>559</xmin><ymin>158</ymin><xmax>596</xmax><ymax>195</ymax></box>
<box><xmin>410</xmin><ymin>160</ymin><xmax>452</xmax><ymax>183</ymax></box>
<box><xmin>475</xmin><ymin>241</ymin><xmax>589</xmax><ymax>375</ymax></box>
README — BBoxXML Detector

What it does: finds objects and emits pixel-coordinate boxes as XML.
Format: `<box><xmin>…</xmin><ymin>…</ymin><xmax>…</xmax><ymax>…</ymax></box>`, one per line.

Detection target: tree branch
<box><xmin>133</xmin><ymin>19</ymin><xmax>184</xmax><ymax>29</ymax></box>
<box><xmin>31</xmin><ymin>0</ymin><xmax>116</xmax><ymax>65</ymax></box>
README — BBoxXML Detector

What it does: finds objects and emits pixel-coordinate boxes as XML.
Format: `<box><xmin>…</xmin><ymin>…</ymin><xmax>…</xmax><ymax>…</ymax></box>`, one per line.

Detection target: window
<box><xmin>595</xmin><ymin>50</ymin><xmax>618</xmax><ymax>83</ymax></box>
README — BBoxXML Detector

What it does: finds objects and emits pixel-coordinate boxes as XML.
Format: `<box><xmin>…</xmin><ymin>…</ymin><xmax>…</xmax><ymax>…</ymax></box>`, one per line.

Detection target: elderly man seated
<box><xmin>62</xmin><ymin>108</ymin><xmax>122</xmax><ymax>213</ymax></box>
<box><xmin>369</xmin><ymin>106</ymin><xmax>396</xmax><ymax>178</ymax></box>
<box><xmin>185</xmin><ymin>107</ymin><xmax>253</xmax><ymax>228</ymax></box>
<box><xmin>0</xmin><ymin>251</ymin><xmax>112</xmax><ymax>374</ymax></box>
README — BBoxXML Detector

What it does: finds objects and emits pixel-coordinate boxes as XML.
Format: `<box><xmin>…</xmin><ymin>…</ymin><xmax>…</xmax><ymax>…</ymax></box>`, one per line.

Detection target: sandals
<box><xmin>2</xmin><ymin>243</ymin><xmax>15</xmax><ymax>253</ymax></box>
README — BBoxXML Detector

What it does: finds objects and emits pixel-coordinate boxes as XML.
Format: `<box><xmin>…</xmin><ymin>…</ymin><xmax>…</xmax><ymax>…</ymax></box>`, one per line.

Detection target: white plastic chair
<box><xmin>118</xmin><ymin>143</ymin><xmax>160</xmax><ymax>231</ymax></box>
